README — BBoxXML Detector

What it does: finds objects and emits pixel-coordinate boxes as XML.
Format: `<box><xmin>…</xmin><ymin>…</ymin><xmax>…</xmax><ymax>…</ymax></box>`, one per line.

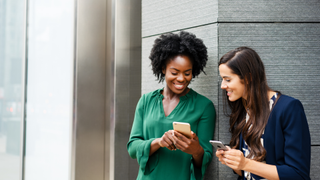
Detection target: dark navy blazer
<box><xmin>238</xmin><ymin>95</ymin><xmax>311</xmax><ymax>180</ymax></box>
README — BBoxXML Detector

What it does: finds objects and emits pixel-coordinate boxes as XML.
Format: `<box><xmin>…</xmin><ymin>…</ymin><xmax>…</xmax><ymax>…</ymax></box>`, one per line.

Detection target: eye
<box><xmin>185</xmin><ymin>73</ymin><xmax>191</xmax><ymax>76</ymax></box>
<box><xmin>171</xmin><ymin>72</ymin><xmax>178</xmax><ymax>75</ymax></box>
<box><xmin>222</xmin><ymin>78</ymin><xmax>230</xmax><ymax>83</ymax></box>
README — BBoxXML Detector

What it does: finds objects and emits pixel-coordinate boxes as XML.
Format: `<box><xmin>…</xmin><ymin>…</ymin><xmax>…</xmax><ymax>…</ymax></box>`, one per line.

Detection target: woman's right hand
<box><xmin>159</xmin><ymin>130</ymin><xmax>176</xmax><ymax>151</ymax></box>
<box><xmin>216</xmin><ymin>146</ymin><xmax>232</xmax><ymax>165</ymax></box>
<box><xmin>215</xmin><ymin>147</ymin><xmax>242</xmax><ymax>176</ymax></box>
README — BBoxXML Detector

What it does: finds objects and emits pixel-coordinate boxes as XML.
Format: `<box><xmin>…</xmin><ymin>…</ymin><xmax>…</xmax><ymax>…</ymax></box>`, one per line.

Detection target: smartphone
<box><xmin>172</xmin><ymin>122</ymin><xmax>192</xmax><ymax>139</ymax></box>
<box><xmin>209</xmin><ymin>140</ymin><xmax>228</xmax><ymax>151</ymax></box>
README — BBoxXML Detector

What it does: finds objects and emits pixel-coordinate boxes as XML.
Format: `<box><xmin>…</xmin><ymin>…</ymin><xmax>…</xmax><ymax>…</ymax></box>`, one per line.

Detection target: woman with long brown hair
<box><xmin>216</xmin><ymin>47</ymin><xmax>310</xmax><ymax>180</ymax></box>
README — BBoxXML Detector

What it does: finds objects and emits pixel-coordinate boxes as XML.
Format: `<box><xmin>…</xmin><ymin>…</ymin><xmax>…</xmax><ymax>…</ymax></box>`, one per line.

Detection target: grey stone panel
<box><xmin>142</xmin><ymin>0</ymin><xmax>218</xmax><ymax>37</ymax></box>
<box><xmin>218</xmin><ymin>87</ymin><xmax>232</xmax><ymax>145</ymax></box>
<box><xmin>311</xmin><ymin>146</ymin><xmax>320</xmax><ymax>180</ymax></box>
<box><xmin>218</xmin><ymin>23</ymin><xmax>320</xmax><ymax>145</ymax></box>
<box><xmin>218</xmin><ymin>0</ymin><xmax>320</xmax><ymax>22</ymax></box>
<box><xmin>218</xmin><ymin>163</ymin><xmax>239</xmax><ymax>180</ymax></box>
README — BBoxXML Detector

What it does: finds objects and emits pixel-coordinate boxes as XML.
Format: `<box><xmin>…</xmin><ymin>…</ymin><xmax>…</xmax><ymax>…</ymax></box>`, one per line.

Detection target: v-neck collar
<box><xmin>156</xmin><ymin>88</ymin><xmax>194</xmax><ymax>118</ymax></box>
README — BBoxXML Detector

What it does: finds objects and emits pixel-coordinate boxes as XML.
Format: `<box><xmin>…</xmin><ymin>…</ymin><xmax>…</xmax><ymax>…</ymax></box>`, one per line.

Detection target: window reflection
<box><xmin>0</xmin><ymin>0</ymin><xmax>25</xmax><ymax>180</ymax></box>
<box><xmin>24</xmin><ymin>1</ymin><xmax>74</xmax><ymax>180</ymax></box>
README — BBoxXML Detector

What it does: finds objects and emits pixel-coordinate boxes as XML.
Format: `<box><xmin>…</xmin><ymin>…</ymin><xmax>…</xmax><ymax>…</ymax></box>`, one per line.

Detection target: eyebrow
<box><xmin>221</xmin><ymin>76</ymin><xmax>231</xmax><ymax>78</ymax></box>
<box><xmin>169</xmin><ymin>68</ymin><xmax>192</xmax><ymax>72</ymax></box>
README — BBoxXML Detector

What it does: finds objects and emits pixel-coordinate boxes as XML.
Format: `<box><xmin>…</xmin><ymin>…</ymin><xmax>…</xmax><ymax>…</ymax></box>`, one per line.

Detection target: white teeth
<box><xmin>176</xmin><ymin>85</ymin><xmax>183</xmax><ymax>88</ymax></box>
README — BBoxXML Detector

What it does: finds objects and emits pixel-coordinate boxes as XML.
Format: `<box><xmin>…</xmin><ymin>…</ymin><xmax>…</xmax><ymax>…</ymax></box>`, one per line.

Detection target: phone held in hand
<box><xmin>210</xmin><ymin>140</ymin><xmax>228</xmax><ymax>151</ymax></box>
<box><xmin>172</xmin><ymin>122</ymin><xmax>192</xmax><ymax>139</ymax></box>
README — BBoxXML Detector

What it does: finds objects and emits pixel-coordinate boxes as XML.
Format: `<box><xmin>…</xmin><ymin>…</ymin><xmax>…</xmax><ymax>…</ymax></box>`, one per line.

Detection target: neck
<box><xmin>268</xmin><ymin>90</ymin><xmax>276</xmax><ymax>99</ymax></box>
<box><xmin>162</xmin><ymin>87</ymin><xmax>190</xmax><ymax>99</ymax></box>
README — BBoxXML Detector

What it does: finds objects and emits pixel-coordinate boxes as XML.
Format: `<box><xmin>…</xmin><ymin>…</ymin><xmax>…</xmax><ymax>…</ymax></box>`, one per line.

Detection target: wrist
<box><xmin>192</xmin><ymin>146</ymin><xmax>204</xmax><ymax>158</ymax></box>
<box><xmin>242</xmin><ymin>158</ymin><xmax>251</xmax><ymax>171</ymax></box>
<box><xmin>157</xmin><ymin>138</ymin><xmax>164</xmax><ymax>147</ymax></box>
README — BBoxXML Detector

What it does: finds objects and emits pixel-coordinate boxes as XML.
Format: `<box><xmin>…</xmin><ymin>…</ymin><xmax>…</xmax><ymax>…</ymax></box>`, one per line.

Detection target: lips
<box><xmin>227</xmin><ymin>91</ymin><xmax>232</xmax><ymax>96</ymax></box>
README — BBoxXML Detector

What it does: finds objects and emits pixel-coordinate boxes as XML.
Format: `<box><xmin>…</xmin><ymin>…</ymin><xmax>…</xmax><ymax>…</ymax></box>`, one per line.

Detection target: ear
<box><xmin>162</xmin><ymin>67</ymin><xmax>166</xmax><ymax>74</ymax></box>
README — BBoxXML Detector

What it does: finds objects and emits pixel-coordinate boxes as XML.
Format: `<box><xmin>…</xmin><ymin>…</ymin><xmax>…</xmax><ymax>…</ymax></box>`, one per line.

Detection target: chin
<box><xmin>175</xmin><ymin>89</ymin><xmax>186</xmax><ymax>94</ymax></box>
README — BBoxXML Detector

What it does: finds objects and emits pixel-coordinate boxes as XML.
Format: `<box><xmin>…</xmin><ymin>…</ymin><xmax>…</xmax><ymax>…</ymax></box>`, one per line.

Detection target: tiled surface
<box><xmin>218</xmin><ymin>0</ymin><xmax>320</xmax><ymax>22</ymax></box>
<box><xmin>142</xmin><ymin>0</ymin><xmax>218</xmax><ymax>37</ymax></box>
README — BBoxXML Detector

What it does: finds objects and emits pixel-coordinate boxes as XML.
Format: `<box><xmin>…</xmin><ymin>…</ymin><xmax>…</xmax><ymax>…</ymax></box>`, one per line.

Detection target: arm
<box><xmin>275</xmin><ymin>99</ymin><xmax>311</xmax><ymax>179</ymax></box>
<box><xmin>127</xmin><ymin>95</ymin><xmax>145</xmax><ymax>159</ymax></box>
<box><xmin>149</xmin><ymin>131</ymin><xmax>176</xmax><ymax>156</ymax></box>
<box><xmin>190</xmin><ymin>132</ymin><xmax>205</xmax><ymax>167</ymax></box>
<box><xmin>222</xmin><ymin>149</ymin><xmax>279</xmax><ymax>180</ymax></box>
<box><xmin>149</xmin><ymin>138</ymin><xmax>161</xmax><ymax>156</ymax></box>
<box><xmin>172</xmin><ymin>131</ymin><xmax>204</xmax><ymax>167</ymax></box>
<box><xmin>194</xmin><ymin>101</ymin><xmax>215</xmax><ymax>168</ymax></box>
<box><xmin>171</xmin><ymin>101</ymin><xmax>215</xmax><ymax>180</ymax></box>
<box><xmin>127</xmin><ymin>95</ymin><xmax>158</xmax><ymax>174</ymax></box>
<box><xmin>217</xmin><ymin>146</ymin><xmax>279</xmax><ymax>179</ymax></box>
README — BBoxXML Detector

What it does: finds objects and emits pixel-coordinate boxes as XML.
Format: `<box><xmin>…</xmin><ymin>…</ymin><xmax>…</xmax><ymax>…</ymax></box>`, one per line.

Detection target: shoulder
<box><xmin>271</xmin><ymin>94</ymin><xmax>307</xmax><ymax>125</ymax></box>
<box><xmin>277</xmin><ymin>94</ymin><xmax>299</xmax><ymax>104</ymax></box>
<box><xmin>141</xmin><ymin>89</ymin><xmax>162</xmax><ymax>100</ymax></box>
<box><xmin>137</xmin><ymin>89</ymin><xmax>162</xmax><ymax>106</ymax></box>
<box><xmin>191</xmin><ymin>89</ymin><xmax>214</xmax><ymax>105</ymax></box>
<box><xmin>189</xmin><ymin>90</ymin><xmax>215</xmax><ymax>113</ymax></box>
<box><xmin>275</xmin><ymin>94</ymin><xmax>304</xmax><ymax>112</ymax></box>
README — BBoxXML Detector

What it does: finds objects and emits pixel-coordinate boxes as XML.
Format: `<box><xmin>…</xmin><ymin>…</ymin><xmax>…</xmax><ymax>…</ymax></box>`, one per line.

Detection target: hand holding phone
<box><xmin>210</xmin><ymin>140</ymin><xmax>228</xmax><ymax>151</ymax></box>
<box><xmin>172</xmin><ymin>122</ymin><xmax>192</xmax><ymax>139</ymax></box>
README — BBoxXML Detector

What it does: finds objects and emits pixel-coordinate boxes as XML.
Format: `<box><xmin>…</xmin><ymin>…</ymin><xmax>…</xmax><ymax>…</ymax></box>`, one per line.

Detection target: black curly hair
<box><xmin>149</xmin><ymin>31</ymin><xmax>208</xmax><ymax>82</ymax></box>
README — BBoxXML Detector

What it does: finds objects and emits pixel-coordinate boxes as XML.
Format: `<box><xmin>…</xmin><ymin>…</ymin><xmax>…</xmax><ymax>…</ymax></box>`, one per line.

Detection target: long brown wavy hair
<box><xmin>219</xmin><ymin>47</ymin><xmax>274</xmax><ymax>161</ymax></box>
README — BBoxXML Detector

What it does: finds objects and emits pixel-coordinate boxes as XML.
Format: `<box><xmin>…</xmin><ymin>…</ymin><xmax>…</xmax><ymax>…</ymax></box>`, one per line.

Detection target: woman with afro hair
<box><xmin>127</xmin><ymin>31</ymin><xmax>216</xmax><ymax>180</ymax></box>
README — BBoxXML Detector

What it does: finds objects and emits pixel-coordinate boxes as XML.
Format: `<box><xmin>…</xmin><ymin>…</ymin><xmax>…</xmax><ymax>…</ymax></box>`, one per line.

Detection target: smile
<box><xmin>174</xmin><ymin>83</ymin><xmax>185</xmax><ymax>90</ymax></box>
<box><xmin>227</xmin><ymin>91</ymin><xmax>232</xmax><ymax>96</ymax></box>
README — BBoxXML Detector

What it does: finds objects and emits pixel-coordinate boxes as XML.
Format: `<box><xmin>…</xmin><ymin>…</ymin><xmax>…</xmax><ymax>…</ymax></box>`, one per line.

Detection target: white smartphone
<box><xmin>172</xmin><ymin>122</ymin><xmax>192</xmax><ymax>139</ymax></box>
<box><xmin>209</xmin><ymin>140</ymin><xmax>228</xmax><ymax>151</ymax></box>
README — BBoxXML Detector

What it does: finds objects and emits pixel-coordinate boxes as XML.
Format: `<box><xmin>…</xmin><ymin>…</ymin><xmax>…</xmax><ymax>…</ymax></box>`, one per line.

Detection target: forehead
<box><xmin>219</xmin><ymin>64</ymin><xmax>234</xmax><ymax>76</ymax></box>
<box><xmin>166</xmin><ymin>55</ymin><xmax>193</xmax><ymax>69</ymax></box>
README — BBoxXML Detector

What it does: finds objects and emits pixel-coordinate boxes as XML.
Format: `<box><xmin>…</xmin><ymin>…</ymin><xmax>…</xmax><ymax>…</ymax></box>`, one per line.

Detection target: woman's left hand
<box><xmin>223</xmin><ymin>148</ymin><xmax>249</xmax><ymax>171</ymax></box>
<box><xmin>172</xmin><ymin>131</ymin><xmax>203</xmax><ymax>156</ymax></box>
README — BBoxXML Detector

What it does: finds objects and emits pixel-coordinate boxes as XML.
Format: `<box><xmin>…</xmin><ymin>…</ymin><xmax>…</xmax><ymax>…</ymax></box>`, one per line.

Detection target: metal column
<box><xmin>73</xmin><ymin>0</ymin><xmax>141</xmax><ymax>179</ymax></box>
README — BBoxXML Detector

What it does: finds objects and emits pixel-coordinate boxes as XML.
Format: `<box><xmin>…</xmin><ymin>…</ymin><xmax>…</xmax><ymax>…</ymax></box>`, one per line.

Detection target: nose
<box><xmin>177</xmin><ymin>73</ymin><xmax>184</xmax><ymax>82</ymax></box>
<box><xmin>221</xmin><ymin>81</ymin><xmax>227</xmax><ymax>89</ymax></box>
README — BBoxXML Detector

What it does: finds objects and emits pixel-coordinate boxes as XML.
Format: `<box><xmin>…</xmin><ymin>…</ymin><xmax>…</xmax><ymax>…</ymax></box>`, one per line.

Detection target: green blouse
<box><xmin>127</xmin><ymin>88</ymin><xmax>216</xmax><ymax>180</ymax></box>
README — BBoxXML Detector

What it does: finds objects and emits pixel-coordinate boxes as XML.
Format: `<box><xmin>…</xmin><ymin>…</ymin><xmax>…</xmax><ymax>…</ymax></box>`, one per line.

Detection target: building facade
<box><xmin>0</xmin><ymin>0</ymin><xmax>319</xmax><ymax>179</ymax></box>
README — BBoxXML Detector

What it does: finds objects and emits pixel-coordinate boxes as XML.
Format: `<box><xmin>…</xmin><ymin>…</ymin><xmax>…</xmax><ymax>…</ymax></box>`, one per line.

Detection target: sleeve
<box><xmin>192</xmin><ymin>101</ymin><xmax>216</xmax><ymax>180</ymax></box>
<box><xmin>126</xmin><ymin>95</ymin><xmax>158</xmax><ymax>174</ymax></box>
<box><xmin>276</xmin><ymin>99</ymin><xmax>311</xmax><ymax>180</ymax></box>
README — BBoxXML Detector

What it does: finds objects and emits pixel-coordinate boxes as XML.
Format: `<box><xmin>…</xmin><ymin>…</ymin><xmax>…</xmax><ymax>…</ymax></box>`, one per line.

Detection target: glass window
<box><xmin>24</xmin><ymin>0</ymin><xmax>74</xmax><ymax>180</ymax></box>
<box><xmin>0</xmin><ymin>0</ymin><xmax>25</xmax><ymax>179</ymax></box>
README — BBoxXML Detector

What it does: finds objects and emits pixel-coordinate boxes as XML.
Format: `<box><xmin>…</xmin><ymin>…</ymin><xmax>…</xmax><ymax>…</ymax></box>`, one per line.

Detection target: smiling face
<box><xmin>163</xmin><ymin>55</ymin><xmax>193</xmax><ymax>95</ymax></box>
<box><xmin>219</xmin><ymin>64</ymin><xmax>246</xmax><ymax>101</ymax></box>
